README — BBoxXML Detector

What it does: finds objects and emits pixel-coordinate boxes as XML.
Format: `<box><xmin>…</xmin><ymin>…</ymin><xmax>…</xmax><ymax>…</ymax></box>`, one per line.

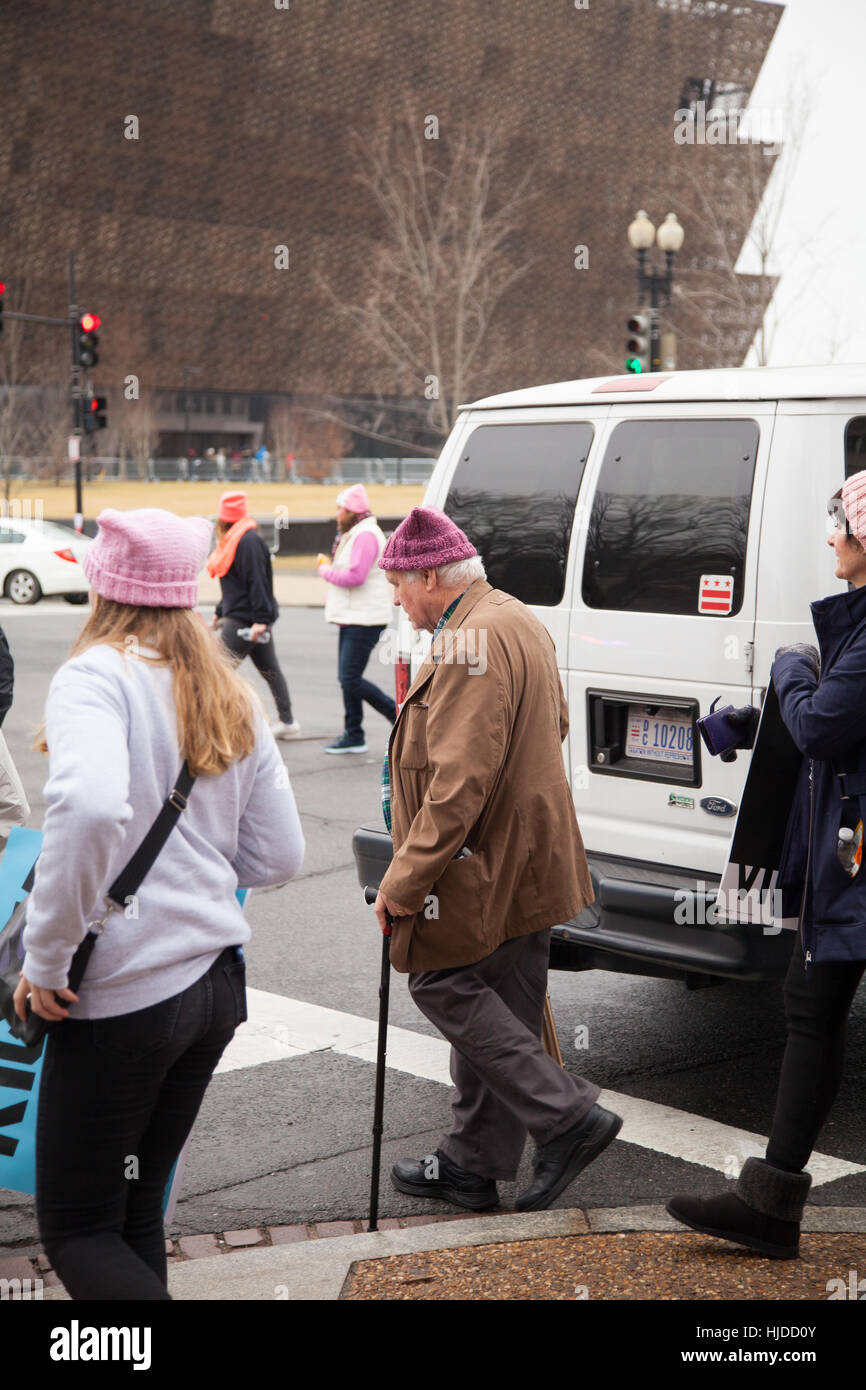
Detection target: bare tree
<box><xmin>288</xmin><ymin>383</ymin><xmax>352</xmax><ymax>481</ymax></box>
<box><xmin>670</xmin><ymin>78</ymin><xmax>825</xmax><ymax>367</ymax></box>
<box><xmin>117</xmin><ymin>388</ymin><xmax>160</xmax><ymax>479</ymax></box>
<box><xmin>34</xmin><ymin>382</ymin><xmax>75</xmax><ymax>486</ymax></box>
<box><xmin>0</xmin><ymin>283</ymin><xmax>42</xmax><ymax>500</ymax></box>
<box><xmin>266</xmin><ymin>400</ymin><xmax>297</xmax><ymax>482</ymax></box>
<box><xmin>321</xmin><ymin>107</ymin><xmax>538</xmax><ymax>449</ymax></box>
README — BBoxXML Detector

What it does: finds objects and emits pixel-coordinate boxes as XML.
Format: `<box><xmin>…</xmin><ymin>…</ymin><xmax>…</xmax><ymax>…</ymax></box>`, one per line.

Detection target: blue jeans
<box><xmin>338</xmin><ymin>624</ymin><xmax>396</xmax><ymax>741</ymax></box>
<box><xmin>36</xmin><ymin>946</ymin><xmax>246</xmax><ymax>1300</ymax></box>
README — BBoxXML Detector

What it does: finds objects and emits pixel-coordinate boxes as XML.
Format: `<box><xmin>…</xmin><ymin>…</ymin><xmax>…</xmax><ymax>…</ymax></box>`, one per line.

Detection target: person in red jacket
<box><xmin>207</xmin><ymin>491</ymin><xmax>300</xmax><ymax>739</ymax></box>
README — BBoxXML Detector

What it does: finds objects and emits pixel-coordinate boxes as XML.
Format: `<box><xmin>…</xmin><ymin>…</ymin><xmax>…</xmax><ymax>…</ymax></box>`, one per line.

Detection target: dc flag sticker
<box><xmin>698</xmin><ymin>574</ymin><xmax>734</xmax><ymax>615</ymax></box>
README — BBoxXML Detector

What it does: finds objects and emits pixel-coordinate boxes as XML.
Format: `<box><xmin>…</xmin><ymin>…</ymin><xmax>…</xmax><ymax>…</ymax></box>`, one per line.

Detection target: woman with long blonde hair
<box><xmin>14</xmin><ymin>508</ymin><xmax>304</xmax><ymax>1300</ymax></box>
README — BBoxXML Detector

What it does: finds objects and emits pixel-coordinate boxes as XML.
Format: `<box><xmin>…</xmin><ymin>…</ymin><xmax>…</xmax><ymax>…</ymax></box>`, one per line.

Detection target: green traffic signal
<box><xmin>625</xmin><ymin>357</ymin><xmax>643</xmax><ymax>374</ymax></box>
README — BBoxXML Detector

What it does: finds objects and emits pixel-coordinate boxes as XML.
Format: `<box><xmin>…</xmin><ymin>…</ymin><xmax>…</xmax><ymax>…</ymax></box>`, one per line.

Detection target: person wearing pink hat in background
<box><xmin>316</xmin><ymin>483</ymin><xmax>396</xmax><ymax>753</ymax></box>
<box><xmin>207</xmin><ymin>490</ymin><xmax>300</xmax><ymax>739</ymax></box>
<box><xmin>669</xmin><ymin>468</ymin><xmax>866</xmax><ymax>1260</ymax></box>
<box><xmin>374</xmin><ymin>506</ymin><xmax>620</xmax><ymax>1215</ymax></box>
<box><xmin>14</xmin><ymin>507</ymin><xmax>303</xmax><ymax>1300</ymax></box>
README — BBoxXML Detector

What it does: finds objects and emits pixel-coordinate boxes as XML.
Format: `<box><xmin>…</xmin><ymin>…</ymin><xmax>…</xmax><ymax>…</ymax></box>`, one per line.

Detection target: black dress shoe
<box><xmin>516</xmin><ymin>1104</ymin><xmax>622</xmax><ymax>1212</ymax></box>
<box><xmin>391</xmin><ymin>1149</ymin><xmax>499</xmax><ymax>1211</ymax></box>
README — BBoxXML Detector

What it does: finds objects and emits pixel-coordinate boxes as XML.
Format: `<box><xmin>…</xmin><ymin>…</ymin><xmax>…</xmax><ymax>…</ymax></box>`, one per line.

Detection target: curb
<box><xmin>23</xmin><ymin>1205</ymin><xmax>866</xmax><ymax>1302</ymax></box>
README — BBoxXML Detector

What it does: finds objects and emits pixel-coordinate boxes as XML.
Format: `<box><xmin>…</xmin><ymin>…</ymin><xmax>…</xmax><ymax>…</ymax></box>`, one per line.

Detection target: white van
<box><xmin>355</xmin><ymin>364</ymin><xmax>866</xmax><ymax>985</ymax></box>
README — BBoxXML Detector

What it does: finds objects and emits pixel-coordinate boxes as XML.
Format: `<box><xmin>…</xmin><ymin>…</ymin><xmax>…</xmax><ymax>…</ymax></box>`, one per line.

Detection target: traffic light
<box><xmin>626</xmin><ymin>311</ymin><xmax>650</xmax><ymax>373</ymax></box>
<box><xmin>76</xmin><ymin>311</ymin><xmax>101</xmax><ymax>368</ymax></box>
<box><xmin>0</xmin><ymin>282</ymin><xmax>5</xmax><ymax>339</ymax></box>
<box><xmin>83</xmin><ymin>394</ymin><xmax>108</xmax><ymax>432</ymax></box>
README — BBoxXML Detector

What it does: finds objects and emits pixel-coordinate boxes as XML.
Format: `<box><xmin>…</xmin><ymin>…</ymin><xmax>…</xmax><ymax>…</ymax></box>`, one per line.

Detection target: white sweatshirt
<box><xmin>22</xmin><ymin>643</ymin><xmax>305</xmax><ymax>1018</ymax></box>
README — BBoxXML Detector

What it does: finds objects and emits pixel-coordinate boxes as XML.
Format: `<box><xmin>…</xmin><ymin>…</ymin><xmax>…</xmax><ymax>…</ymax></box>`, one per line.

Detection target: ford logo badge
<box><xmin>700</xmin><ymin>796</ymin><xmax>736</xmax><ymax>817</ymax></box>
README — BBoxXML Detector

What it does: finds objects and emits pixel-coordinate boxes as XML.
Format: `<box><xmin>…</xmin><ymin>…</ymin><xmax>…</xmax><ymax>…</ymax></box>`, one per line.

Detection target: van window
<box><xmin>582</xmin><ymin>418</ymin><xmax>758</xmax><ymax>616</ymax></box>
<box><xmin>845</xmin><ymin>418</ymin><xmax>866</xmax><ymax>477</ymax></box>
<box><xmin>443</xmin><ymin>422</ymin><xmax>593</xmax><ymax>606</ymax></box>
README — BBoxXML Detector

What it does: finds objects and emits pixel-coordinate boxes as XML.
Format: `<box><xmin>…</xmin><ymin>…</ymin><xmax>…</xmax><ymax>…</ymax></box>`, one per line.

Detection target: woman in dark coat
<box><xmin>668</xmin><ymin>468</ymin><xmax>866</xmax><ymax>1258</ymax></box>
<box><xmin>207</xmin><ymin>491</ymin><xmax>299</xmax><ymax>739</ymax></box>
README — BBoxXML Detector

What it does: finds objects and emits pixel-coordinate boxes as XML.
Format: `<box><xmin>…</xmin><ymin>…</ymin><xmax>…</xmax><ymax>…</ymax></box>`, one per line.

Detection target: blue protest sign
<box><xmin>0</xmin><ymin>825</ymin><xmax>45</xmax><ymax>1195</ymax></box>
<box><xmin>1</xmin><ymin>833</ymin><xmax>249</xmax><ymax>1210</ymax></box>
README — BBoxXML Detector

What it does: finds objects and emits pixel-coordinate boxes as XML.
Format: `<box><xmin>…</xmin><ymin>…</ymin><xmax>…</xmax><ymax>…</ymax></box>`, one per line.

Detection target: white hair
<box><xmin>402</xmin><ymin>555</ymin><xmax>486</xmax><ymax>587</ymax></box>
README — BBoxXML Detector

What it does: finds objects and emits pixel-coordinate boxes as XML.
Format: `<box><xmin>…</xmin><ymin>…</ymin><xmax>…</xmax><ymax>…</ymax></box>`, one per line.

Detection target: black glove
<box><xmin>726</xmin><ymin>705</ymin><xmax>760</xmax><ymax>749</ymax></box>
<box><xmin>774</xmin><ymin>643</ymin><xmax>820</xmax><ymax>679</ymax></box>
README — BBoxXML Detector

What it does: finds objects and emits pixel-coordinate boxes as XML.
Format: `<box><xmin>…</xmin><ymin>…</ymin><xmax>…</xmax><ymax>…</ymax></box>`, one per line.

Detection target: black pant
<box><xmin>36</xmin><ymin>947</ymin><xmax>246</xmax><ymax>1300</ymax></box>
<box><xmin>220</xmin><ymin>619</ymin><xmax>293</xmax><ymax>723</ymax></box>
<box><xmin>338</xmin><ymin>623</ymin><xmax>396</xmax><ymax>740</ymax></box>
<box><xmin>765</xmin><ymin>947</ymin><xmax>865</xmax><ymax>1173</ymax></box>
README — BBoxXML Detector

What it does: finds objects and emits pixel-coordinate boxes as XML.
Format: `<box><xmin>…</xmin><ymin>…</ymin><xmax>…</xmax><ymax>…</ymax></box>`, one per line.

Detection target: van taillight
<box><xmin>54</xmin><ymin>548</ymin><xmax>77</xmax><ymax>563</ymax></box>
<box><xmin>395</xmin><ymin>658</ymin><xmax>410</xmax><ymax>711</ymax></box>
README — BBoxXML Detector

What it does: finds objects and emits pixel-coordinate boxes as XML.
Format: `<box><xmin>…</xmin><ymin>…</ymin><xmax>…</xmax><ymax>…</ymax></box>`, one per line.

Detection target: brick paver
<box><xmin>222</xmin><ymin>1229</ymin><xmax>265</xmax><ymax>1248</ymax></box>
<box><xmin>314</xmin><ymin>1221</ymin><xmax>357</xmax><ymax>1239</ymax></box>
<box><xmin>178</xmin><ymin>1234</ymin><xmax>222</xmax><ymax>1259</ymax></box>
<box><xmin>268</xmin><ymin>1225</ymin><xmax>309</xmax><ymax>1245</ymax></box>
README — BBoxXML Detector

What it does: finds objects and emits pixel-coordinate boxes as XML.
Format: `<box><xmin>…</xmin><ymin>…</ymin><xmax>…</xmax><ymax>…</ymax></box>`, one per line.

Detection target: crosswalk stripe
<box><xmin>216</xmin><ymin>988</ymin><xmax>865</xmax><ymax>1188</ymax></box>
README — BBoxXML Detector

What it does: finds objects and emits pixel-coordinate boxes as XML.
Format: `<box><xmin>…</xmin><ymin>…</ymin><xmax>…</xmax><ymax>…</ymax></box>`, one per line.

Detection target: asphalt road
<box><xmin>1</xmin><ymin>600</ymin><xmax>864</xmax><ymax>1246</ymax></box>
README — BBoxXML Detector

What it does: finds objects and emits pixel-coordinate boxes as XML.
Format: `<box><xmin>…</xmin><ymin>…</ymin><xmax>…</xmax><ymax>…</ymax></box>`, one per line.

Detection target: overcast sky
<box><xmin>736</xmin><ymin>0</ymin><xmax>864</xmax><ymax>366</ymax></box>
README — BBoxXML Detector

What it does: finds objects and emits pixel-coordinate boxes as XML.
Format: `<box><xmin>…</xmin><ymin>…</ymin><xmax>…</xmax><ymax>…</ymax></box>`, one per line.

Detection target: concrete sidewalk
<box><xmin>25</xmin><ymin>1204</ymin><xmax>866</xmax><ymax>1301</ymax></box>
<box><xmin>198</xmin><ymin>571</ymin><xmax>325</xmax><ymax>609</ymax></box>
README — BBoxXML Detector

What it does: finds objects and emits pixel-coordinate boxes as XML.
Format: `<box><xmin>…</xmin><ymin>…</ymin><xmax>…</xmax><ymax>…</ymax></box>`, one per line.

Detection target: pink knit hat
<box><xmin>336</xmin><ymin>484</ymin><xmax>371</xmax><ymax>515</ymax></box>
<box><xmin>83</xmin><ymin>508</ymin><xmax>213</xmax><ymax>608</ymax></box>
<box><xmin>380</xmin><ymin>507</ymin><xmax>478</xmax><ymax>571</ymax></box>
<box><xmin>841</xmin><ymin>470</ymin><xmax>866</xmax><ymax>546</ymax></box>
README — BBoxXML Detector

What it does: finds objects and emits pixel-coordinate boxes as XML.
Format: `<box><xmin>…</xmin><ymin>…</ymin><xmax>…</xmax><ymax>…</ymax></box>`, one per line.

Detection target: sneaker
<box><xmin>271</xmin><ymin>720</ymin><xmax>301</xmax><ymax>739</ymax></box>
<box><xmin>324</xmin><ymin>734</ymin><xmax>368</xmax><ymax>754</ymax></box>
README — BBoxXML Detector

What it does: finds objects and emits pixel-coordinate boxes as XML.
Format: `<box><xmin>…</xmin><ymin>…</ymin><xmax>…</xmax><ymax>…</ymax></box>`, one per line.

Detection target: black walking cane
<box><xmin>365</xmin><ymin>885</ymin><xmax>393</xmax><ymax>1232</ymax></box>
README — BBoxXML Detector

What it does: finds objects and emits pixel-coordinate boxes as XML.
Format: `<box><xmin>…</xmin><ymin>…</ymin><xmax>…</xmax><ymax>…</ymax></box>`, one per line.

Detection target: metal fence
<box><xmin>1</xmin><ymin>456</ymin><xmax>436</xmax><ymax>485</ymax></box>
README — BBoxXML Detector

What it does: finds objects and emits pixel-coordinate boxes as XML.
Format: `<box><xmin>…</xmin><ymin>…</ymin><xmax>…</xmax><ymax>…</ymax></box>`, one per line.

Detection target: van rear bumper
<box><xmin>350</xmin><ymin>829</ymin><xmax>795</xmax><ymax>984</ymax></box>
<box><xmin>551</xmin><ymin>854</ymin><xmax>794</xmax><ymax>983</ymax></box>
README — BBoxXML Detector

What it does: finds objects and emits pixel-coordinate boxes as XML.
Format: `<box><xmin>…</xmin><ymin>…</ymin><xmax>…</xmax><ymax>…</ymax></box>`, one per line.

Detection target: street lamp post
<box><xmin>627</xmin><ymin>210</ymin><xmax>685</xmax><ymax>370</ymax></box>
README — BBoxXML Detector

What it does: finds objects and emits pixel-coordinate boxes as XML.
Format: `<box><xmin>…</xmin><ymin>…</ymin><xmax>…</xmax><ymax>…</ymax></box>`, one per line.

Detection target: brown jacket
<box><xmin>380</xmin><ymin>579</ymin><xmax>593</xmax><ymax>973</ymax></box>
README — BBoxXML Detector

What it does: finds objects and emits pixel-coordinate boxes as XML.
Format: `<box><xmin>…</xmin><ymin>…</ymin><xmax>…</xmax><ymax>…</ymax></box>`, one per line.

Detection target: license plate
<box><xmin>626</xmin><ymin>706</ymin><xmax>694</xmax><ymax>766</ymax></box>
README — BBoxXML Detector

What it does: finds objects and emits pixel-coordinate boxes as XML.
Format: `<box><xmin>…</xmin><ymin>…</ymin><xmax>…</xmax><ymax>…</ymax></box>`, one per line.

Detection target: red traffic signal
<box><xmin>77</xmin><ymin>311</ymin><xmax>101</xmax><ymax>368</ymax></box>
<box><xmin>83</xmin><ymin>394</ymin><xmax>108</xmax><ymax>433</ymax></box>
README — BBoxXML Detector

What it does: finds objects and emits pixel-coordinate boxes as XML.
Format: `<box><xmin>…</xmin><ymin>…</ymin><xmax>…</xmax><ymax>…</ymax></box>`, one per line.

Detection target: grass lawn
<box><xmin>6</xmin><ymin>479</ymin><xmax>426</xmax><ymax>521</ymax></box>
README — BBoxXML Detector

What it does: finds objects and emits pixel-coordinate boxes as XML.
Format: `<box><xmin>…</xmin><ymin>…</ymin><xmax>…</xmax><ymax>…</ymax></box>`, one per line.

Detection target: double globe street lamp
<box><xmin>626</xmin><ymin>209</ymin><xmax>685</xmax><ymax>372</ymax></box>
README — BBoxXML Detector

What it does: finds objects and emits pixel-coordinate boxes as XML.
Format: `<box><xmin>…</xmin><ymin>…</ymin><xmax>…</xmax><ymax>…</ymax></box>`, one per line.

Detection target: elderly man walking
<box><xmin>375</xmin><ymin>508</ymin><xmax>621</xmax><ymax>1211</ymax></box>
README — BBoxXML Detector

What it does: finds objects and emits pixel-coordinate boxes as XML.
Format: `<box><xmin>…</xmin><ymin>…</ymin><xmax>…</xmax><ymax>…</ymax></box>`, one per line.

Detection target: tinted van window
<box><xmin>444</xmin><ymin>422</ymin><xmax>593</xmax><ymax>606</ymax></box>
<box><xmin>582</xmin><ymin>418</ymin><xmax>758</xmax><ymax>616</ymax></box>
<box><xmin>845</xmin><ymin>417</ymin><xmax>866</xmax><ymax>477</ymax></box>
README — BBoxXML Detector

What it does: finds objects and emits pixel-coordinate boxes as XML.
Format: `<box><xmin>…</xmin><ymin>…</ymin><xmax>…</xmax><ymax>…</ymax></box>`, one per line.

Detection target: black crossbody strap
<box><xmin>105</xmin><ymin>762</ymin><xmax>196</xmax><ymax>908</ymax></box>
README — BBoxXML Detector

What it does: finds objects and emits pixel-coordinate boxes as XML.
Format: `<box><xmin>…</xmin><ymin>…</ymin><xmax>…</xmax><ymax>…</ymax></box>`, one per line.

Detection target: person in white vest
<box><xmin>316</xmin><ymin>484</ymin><xmax>396</xmax><ymax>753</ymax></box>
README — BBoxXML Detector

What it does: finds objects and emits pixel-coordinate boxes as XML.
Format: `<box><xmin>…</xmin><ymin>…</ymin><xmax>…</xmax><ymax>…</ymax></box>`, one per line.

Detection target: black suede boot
<box><xmin>666</xmin><ymin>1157</ymin><xmax>811</xmax><ymax>1259</ymax></box>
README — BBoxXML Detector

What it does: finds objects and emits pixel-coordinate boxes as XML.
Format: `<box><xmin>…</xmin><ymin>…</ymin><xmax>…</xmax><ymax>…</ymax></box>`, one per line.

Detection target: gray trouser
<box><xmin>408</xmin><ymin>929</ymin><xmax>600</xmax><ymax>1182</ymax></box>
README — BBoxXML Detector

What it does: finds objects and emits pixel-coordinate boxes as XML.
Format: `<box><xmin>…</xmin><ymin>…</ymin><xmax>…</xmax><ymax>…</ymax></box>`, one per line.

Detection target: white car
<box><xmin>0</xmin><ymin>518</ymin><xmax>91</xmax><ymax>604</ymax></box>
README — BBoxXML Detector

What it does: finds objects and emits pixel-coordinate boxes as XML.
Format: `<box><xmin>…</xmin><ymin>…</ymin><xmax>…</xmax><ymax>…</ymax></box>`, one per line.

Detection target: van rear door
<box><xmin>567</xmin><ymin>403</ymin><xmax>775</xmax><ymax>876</ymax></box>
